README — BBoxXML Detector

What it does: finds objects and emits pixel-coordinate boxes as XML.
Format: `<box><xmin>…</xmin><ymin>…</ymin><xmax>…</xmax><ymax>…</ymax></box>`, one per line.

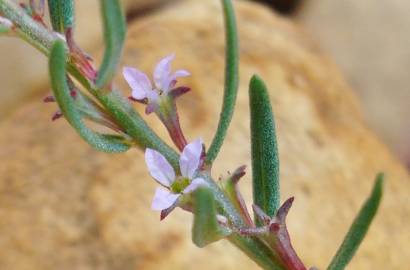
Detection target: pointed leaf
<box><xmin>221</xmin><ymin>166</ymin><xmax>254</xmax><ymax>226</ymax></box>
<box><xmin>206</xmin><ymin>0</ymin><xmax>239</xmax><ymax>164</ymax></box>
<box><xmin>265</xmin><ymin>198</ymin><xmax>307</xmax><ymax>270</ymax></box>
<box><xmin>49</xmin><ymin>40</ymin><xmax>130</xmax><ymax>153</ymax></box>
<box><xmin>327</xmin><ymin>173</ymin><xmax>384</xmax><ymax>270</ymax></box>
<box><xmin>0</xmin><ymin>0</ymin><xmax>179</xmax><ymax>170</ymax></box>
<box><xmin>192</xmin><ymin>187</ymin><xmax>230</xmax><ymax>248</ymax></box>
<box><xmin>95</xmin><ymin>0</ymin><xmax>126</xmax><ymax>88</ymax></box>
<box><xmin>249</xmin><ymin>75</ymin><xmax>280</xmax><ymax>224</ymax></box>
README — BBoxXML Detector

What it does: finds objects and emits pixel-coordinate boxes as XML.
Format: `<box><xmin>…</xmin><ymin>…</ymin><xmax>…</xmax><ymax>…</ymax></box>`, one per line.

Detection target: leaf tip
<box><xmin>375</xmin><ymin>172</ymin><xmax>384</xmax><ymax>188</ymax></box>
<box><xmin>249</xmin><ymin>74</ymin><xmax>263</xmax><ymax>88</ymax></box>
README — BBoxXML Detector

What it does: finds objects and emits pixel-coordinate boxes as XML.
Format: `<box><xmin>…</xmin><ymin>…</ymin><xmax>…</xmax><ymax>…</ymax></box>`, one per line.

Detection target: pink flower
<box><xmin>123</xmin><ymin>54</ymin><xmax>191</xmax><ymax>151</ymax></box>
<box><xmin>145</xmin><ymin>139</ymin><xmax>207</xmax><ymax>214</ymax></box>
<box><xmin>123</xmin><ymin>54</ymin><xmax>190</xmax><ymax>105</ymax></box>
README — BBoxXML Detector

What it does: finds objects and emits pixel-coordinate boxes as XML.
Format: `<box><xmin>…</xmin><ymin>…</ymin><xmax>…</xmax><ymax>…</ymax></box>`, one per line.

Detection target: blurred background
<box><xmin>0</xmin><ymin>0</ymin><xmax>408</xmax><ymax>168</ymax></box>
<box><xmin>0</xmin><ymin>1</ymin><xmax>409</xmax><ymax>269</ymax></box>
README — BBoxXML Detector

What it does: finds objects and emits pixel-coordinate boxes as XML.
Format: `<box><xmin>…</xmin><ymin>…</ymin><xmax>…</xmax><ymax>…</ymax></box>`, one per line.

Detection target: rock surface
<box><xmin>0</xmin><ymin>1</ymin><xmax>409</xmax><ymax>270</ymax></box>
<box><xmin>297</xmin><ymin>0</ymin><xmax>410</xmax><ymax>166</ymax></box>
<box><xmin>0</xmin><ymin>0</ymin><xmax>172</xmax><ymax>118</ymax></box>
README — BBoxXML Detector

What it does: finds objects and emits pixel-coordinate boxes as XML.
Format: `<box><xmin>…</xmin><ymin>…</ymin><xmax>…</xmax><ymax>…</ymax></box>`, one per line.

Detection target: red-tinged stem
<box><xmin>165</xmin><ymin>118</ymin><xmax>187</xmax><ymax>152</ymax></box>
<box><xmin>65</xmin><ymin>28</ymin><xmax>97</xmax><ymax>81</ymax></box>
<box><xmin>267</xmin><ymin>198</ymin><xmax>307</xmax><ymax>270</ymax></box>
<box><xmin>222</xmin><ymin>166</ymin><xmax>254</xmax><ymax>227</ymax></box>
<box><xmin>155</xmin><ymin>96</ymin><xmax>187</xmax><ymax>152</ymax></box>
<box><xmin>273</xmin><ymin>229</ymin><xmax>306</xmax><ymax>270</ymax></box>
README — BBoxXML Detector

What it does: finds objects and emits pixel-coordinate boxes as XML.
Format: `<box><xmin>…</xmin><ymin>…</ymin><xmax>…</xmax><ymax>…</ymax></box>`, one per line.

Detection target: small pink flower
<box><xmin>123</xmin><ymin>54</ymin><xmax>190</xmax><ymax>105</ymax></box>
<box><xmin>145</xmin><ymin>139</ymin><xmax>207</xmax><ymax>214</ymax></box>
<box><xmin>123</xmin><ymin>54</ymin><xmax>190</xmax><ymax>151</ymax></box>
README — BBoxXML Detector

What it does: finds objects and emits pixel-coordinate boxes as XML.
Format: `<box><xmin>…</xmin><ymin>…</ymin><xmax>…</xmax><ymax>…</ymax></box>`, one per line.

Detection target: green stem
<box><xmin>0</xmin><ymin>1</ymin><xmax>284</xmax><ymax>268</ymax></box>
<box><xmin>0</xmin><ymin>0</ymin><xmax>58</xmax><ymax>54</ymax></box>
<box><xmin>206</xmin><ymin>0</ymin><xmax>240</xmax><ymax>164</ymax></box>
<box><xmin>93</xmin><ymin>89</ymin><xmax>180</xmax><ymax>169</ymax></box>
<box><xmin>0</xmin><ymin>0</ymin><xmax>179</xmax><ymax>169</ymax></box>
<box><xmin>201</xmin><ymin>173</ymin><xmax>286</xmax><ymax>270</ymax></box>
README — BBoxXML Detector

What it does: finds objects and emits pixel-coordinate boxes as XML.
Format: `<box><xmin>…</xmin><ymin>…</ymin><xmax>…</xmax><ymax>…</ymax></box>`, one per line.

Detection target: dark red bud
<box><xmin>276</xmin><ymin>197</ymin><xmax>294</xmax><ymax>221</ymax></box>
<box><xmin>70</xmin><ymin>90</ymin><xmax>77</xmax><ymax>98</ymax></box>
<box><xmin>43</xmin><ymin>95</ymin><xmax>56</xmax><ymax>103</ymax></box>
<box><xmin>51</xmin><ymin>111</ymin><xmax>63</xmax><ymax>121</ymax></box>
<box><xmin>231</xmin><ymin>165</ymin><xmax>247</xmax><ymax>184</ymax></box>
<box><xmin>169</xmin><ymin>86</ymin><xmax>191</xmax><ymax>99</ymax></box>
<box><xmin>128</xmin><ymin>96</ymin><xmax>148</xmax><ymax>104</ymax></box>
<box><xmin>160</xmin><ymin>200</ymin><xmax>179</xmax><ymax>221</ymax></box>
<box><xmin>269</xmin><ymin>222</ymin><xmax>280</xmax><ymax>232</ymax></box>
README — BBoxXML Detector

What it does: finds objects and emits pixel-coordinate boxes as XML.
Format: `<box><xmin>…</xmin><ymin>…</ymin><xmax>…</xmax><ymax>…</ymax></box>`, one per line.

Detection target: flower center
<box><xmin>170</xmin><ymin>177</ymin><xmax>190</xmax><ymax>193</ymax></box>
<box><xmin>156</xmin><ymin>88</ymin><xmax>164</xmax><ymax>95</ymax></box>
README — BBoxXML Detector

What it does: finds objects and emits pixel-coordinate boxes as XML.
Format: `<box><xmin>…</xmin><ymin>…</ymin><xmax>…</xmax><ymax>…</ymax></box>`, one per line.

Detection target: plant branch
<box><xmin>0</xmin><ymin>0</ymin><xmax>180</xmax><ymax>169</ymax></box>
<box><xmin>0</xmin><ymin>1</ymin><xmax>293</xmax><ymax>269</ymax></box>
<box><xmin>206</xmin><ymin>0</ymin><xmax>240</xmax><ymax>165</ymax></box>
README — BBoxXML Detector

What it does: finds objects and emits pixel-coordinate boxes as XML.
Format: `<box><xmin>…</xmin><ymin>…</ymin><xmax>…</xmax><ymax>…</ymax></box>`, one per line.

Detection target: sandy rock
<box><xmin>297</xmin><ymin>0</ymin><xmax>410</xmax><ymax>166</ymax></box>
<box><xmin>0</xmin><ymin>1</ymin><xmax>409</xmax><ymax>270</ymax></box>
<box><xmin>0</xmin><ymin>0</ymin><xmax>172</xmax><ymax>118</ymax></box>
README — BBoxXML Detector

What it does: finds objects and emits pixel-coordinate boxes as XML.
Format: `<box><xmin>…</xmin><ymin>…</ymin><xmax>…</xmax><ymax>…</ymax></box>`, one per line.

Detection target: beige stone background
<box><xmin>296</xmin><ymin>0</ymin><xmax>410</xmax><ymax>168</ymax></box>
<box><xmin>1</xmin><ymin>0</ymin><xmax>408</xmax><ymax>167</ymax></box>
<box><xmin>0</xmin><ymin>1</ymin><xmax>409</xmax><ymax>270</ymax></box>
<box><xmin>0</xmin><ymin>0</ymin><xmax>168</xmax><ymax>117</ymax></box>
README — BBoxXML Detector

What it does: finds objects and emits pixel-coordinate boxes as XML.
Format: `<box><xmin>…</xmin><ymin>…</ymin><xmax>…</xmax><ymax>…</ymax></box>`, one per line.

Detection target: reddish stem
<box><xmin>163</xmin><ymin>114</ymin><xmax>187</xmax><ymax>152</ymax></box>
<box><xmin>155</xmin><ymin>97</ymin><xmax>187</xmax><ymax>152</ymax></box>
<box><xmin>268</xmin><ymin>198</ymin><xmax>307</xmax><ymax>270</ymax></box>
<box><xmin>65</xmin><ymin>28</ymin><xmax>97</xmax><ymax>81</ymax></box>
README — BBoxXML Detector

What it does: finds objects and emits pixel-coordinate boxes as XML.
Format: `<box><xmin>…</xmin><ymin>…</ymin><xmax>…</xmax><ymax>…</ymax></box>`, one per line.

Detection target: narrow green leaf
<box><xmin>47</xmin><ymin>0</ymin><xmax>74</xmax><ymax>32</ymax></box>
<box><xmin>74</xmin><ymin>90</ymin><xmax>122</xmax><ymax>131</ymax></box>
<box><xmin>95</xmin><ymin>0</ymin><xmax>126</xmax><ymax>88</ymax></box>
<box><xmin>192</xmin><ymin>187</ymin><xmax>231</xmax><ymax>248</ymax></box>
<box><xmin>0</xmin><ymin>0</ymin><xmax>180</xmax><ymax>169</ymax></box>
<box><xmin>47</xmin><ymin>0</ymin><xmax>62</xmax><ymax>31</ymax></box>
<box><xmin>61</xmin><ymin>0</ymin><xmax>74</xmax><ymax>29</ymax></box>
<box><xmin>206</xmin><ymin>0</ymin><xmax>239</xmax><ymax>164</ymax></box>
<box><xmin>49</xmin><ymin>40</ymin><xmax>130</xmax><ymax>153</ymax></box>
<box><xmin>327</xmin><ymin>173</ymin><xmax>384</xmax><ymax>270</ymax></box>
<box><xmin>249</xmin><ymin>75</ymin><xmax>280</xmax><ymax>223</ymax></box>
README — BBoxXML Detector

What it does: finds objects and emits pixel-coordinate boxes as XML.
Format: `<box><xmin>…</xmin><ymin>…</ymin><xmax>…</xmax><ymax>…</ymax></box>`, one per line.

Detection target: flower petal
<box><xmin>151</xmin><ymin>188</ymin><xmax>180</xmax><ymax>211</ymax></box>
<box><xmin>182</xmin><ymin>177</ymin><xmax>208</xmax><ymax>194</ymax></box>
<box><xmin>153</xmin><ymin>54</ymin><xmax>174</xmax><ymax>90</ymax></box>
<box><xmin>123</xmin><ymin>67</ymin><xmax>152</xmax><ymax>100</ymax></box>
<box><xmin>165</xmin><ymin>69</ymin><xmax>191</xmax><ymax>90</ymax></box>
<box><xmin>145</xmin><ymin>148</ymin><xmax>175</xmax><ymax>187</ymax></box>
<box><xmin>173</xmin><ymin>69</ymin><xmax>191</xmax><ymax>78</ymax></box>
<box><xmin>179</xmin><ymin>138</ymin><xmax>203</xmax><ymax>178</ymax></box>
<box><xmin>146</xmin><ymin>90</ymin><xmax>159</xmax><ymax>103</ymax></box>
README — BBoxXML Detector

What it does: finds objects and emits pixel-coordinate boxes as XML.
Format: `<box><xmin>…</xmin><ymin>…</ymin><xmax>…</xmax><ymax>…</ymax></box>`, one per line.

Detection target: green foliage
<box><xmin>49</xmin><ymin>40</ymin><xmax>130</xmax><ymax>153</ymax></box>
<box><xmin>47</xmin><ymin>0</ymin><xmax>74</xmax><ymax>32</ymax></box>
<box><xmin>249</xmin><ymin>75</ymin><xmax>280</xmax><ymax>222</ymax></box>
<box><xmin>206</xmin><ymin>0</ymin><xmax>239</xmax><ymax>164</ymax></box>
<box><xmin>0</xmin><ymin>1</ymin><xmax>388</xmax><ymax>269</ymax></box>
<box><xmin>92</xmin><ymin>88</ymin><xmax>180</xmax><ymax>169</ymax></box>
<box><xmin>327</xmin><ymin>173</ymin><xmax>384</xmax><ymax>270</ymax></box>
<box><xmin>95</xmin><ymin>0</ymin><xmax>126</xmax><ymax>88</ymax></box>
<box><xmin>192</xmin><ymin>187</ymin><xmax>230</xmax><ymax>248</ymax></box>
